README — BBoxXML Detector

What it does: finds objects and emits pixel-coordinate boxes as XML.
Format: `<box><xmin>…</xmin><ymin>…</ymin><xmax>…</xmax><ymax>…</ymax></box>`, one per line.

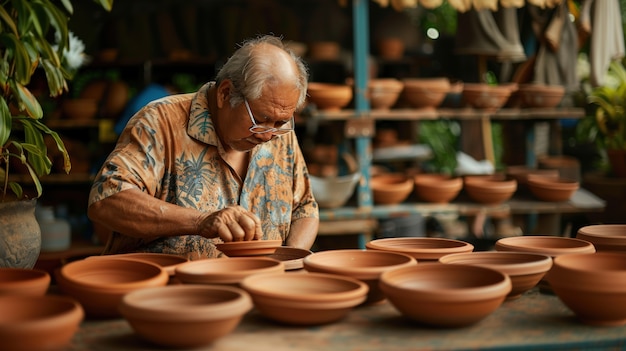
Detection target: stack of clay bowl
<box><xmin>401</xmin><ymin>78</ymin><xmax>451</xmax><ymax>109</ymax></box>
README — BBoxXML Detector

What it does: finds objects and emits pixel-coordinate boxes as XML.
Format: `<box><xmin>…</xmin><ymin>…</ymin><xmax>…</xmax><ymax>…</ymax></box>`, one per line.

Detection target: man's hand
<box><xmin>197</xmin><ymin>205</ymin><xmax>263</xmax><ymax>242</ymax></box>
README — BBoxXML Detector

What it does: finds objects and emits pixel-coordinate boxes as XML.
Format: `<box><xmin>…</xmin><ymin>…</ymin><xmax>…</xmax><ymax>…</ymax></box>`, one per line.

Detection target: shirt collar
<box><xmin>187</xmin><ymin>82</ymin><xmax>219</xmax><ymax>146</ymax></box>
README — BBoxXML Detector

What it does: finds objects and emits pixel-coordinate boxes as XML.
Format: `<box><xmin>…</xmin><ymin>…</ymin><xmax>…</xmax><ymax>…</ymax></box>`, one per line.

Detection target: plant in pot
<box><xmin>0</xmin><ymin>0</ymin><xmax>113</xmax><ymax>268</ymax></box>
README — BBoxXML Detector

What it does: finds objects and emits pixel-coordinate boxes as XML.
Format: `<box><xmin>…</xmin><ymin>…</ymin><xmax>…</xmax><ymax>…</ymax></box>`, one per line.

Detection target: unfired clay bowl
<box><xmin>401</xmin><ymin>78</ymin><xmax>450</xmax><ymax>108</ymax></box>
<box><xmin>368</xmin><ymin>78</ymin><xmax>404</xmax><ymax>110</ymax></box>
<box><xmin>119</xmin><ymin>284</ymin><xmax>252</xmax><ymax>348</ymax></box>
<box><xmin>174</xmin><ymin>257</ymin><xmax>285</xmax><ymax>286</ymax></box>
<box><xmin>87</xmin><ymin>252</ymin><xmax>189</xmax><ymax>276</ymax></box>
<box><xmin>546</xmin><ymin>252</ymin><xmax>626</xmax><ymax>326</ymax></box>
<box><xmin>0</xmin><ymin>268</ymin><xmax>51</xmax><ymax>296</ymax></box>
<box><xmin>439</xmin><ymin>251</ymin><xmax>553</xmax><ymax>299</ymax></box>
<box><xmin>370</xmin><ymin>173</ymin><xmax>414</xmax><ymax>205</ymax></box>
<box><xmin>56</xmin><ymin>258</ymin><xmax>169</xmax><ymax>318</ymax></box>
<box><xmin>380</xmin><ymin>263</ymin><xmax>511</xmax><ymax>327</ymax></box>
<box><xmin>215</xmin><ymin>240</ymin><xmax>282</xmax><ymax>257</ymax></box>
<box><xmin>240</xmin><ymin>272</ymin><xmax>368</xmax><ymax>325</ymax></box>
<box><xmin>366</xmin><ymin>237</ymin><xmax>474</xmax><ymax>261</ymax></box>
<box><xmin>0</xmin><ymin>294</ymin><xmax>84</xmax><ymax>351</ymax></box>
<box><xmin>307</xmin><ymin>82</ymin><xmax>353</xmax><ymax>111</ymax></box>
<box><xmin>576</xmin><ymin>224</ymin><xmax>626</xmax><ymax>252</ymax></box>
<box><xmin>464</xmin><ymin>178</ymin><xmax>517</xmax><ymax>205</ymax></box>
<box><xmin>266</xmin><ymin>246</ymin><xmax>313</xmax><ymax>271</ymax></box>
<box><xmin>462</xmin><ymin>83</ymin><xmax>516</xmax><ymax>110</ymax></box>
<box><xmin>303</xmin><ymin>249</ymin><xmax>417</xmax><ymax>304</ymax></box>
<box><xmin>527</xmin><ymin>176</ymin><xmax>579</xmax><ymax>202</ymax></box>
<box><xmin>517</xmin><ymin>84</ymin><xmax>565</xmax><ymax>108</ymax></box>
<box><xmin>495</xmin><ymin>236</ymin><xmax>596</xmax><ymax>257</ymax></box>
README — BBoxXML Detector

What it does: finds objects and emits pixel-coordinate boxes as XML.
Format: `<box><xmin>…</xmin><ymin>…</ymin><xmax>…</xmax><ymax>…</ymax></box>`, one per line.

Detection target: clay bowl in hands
<box><xmin>310</xmin><ymin>172</ymin><xmax>360</xmax><ymax>208</ymax></box>
<box><xmin>401</xmin><ymin>78</ymin><xmax>450</xmax><ymax>109</ymax></box>
<box><xmin>240</xmin><ymin>272</ymin><xmax>368</xmax><ymax>325</ymax></box>
<box><xmin>546</xmin><ymin>252</ymin><xmax>626</xmax><ymax>326</ymax></box>
<box><xmin>303</xmin><ymin>249</ymin><xmax>417</xmax><ymax>304</ymax></box>
<box><xmin>517</xmin><ymin>83</ymin><xmax>565</xmax><ymax>108</ymax></box>
<box><xmin>527</xmin><ymin>176</ymin><xmax>579</xmax><ymax>202</ymax></box>
<box><xmin>464</xmin><ymin>177</ymin><xmax>517</xmax><ymax>205</ymax></box>
<box><xmin>215</xmin><ymin>239</ymin><xmax>282</xmax><ymax>257</ymax></box>
<box><xmin>266</xmin><ymin>246</ymin><xmax>313</xmax><ymax>271</ymax></box>
<box><xmin>306</xmin><ymin>82</ymin><xmax>353</xmax><ymax>111</ymax></box>
<box><xmin>370</xmin><ymin>173</ymin><xmax>414</xmax><ymax>205</ymax></box>
<box><xmin>576</xmin><ymin>224</ymin><xmax>626</xmax><ymax>253</ymax></box>
<box><xmin>174</xmin><ymin>257</ymin><xmax>284</xmax><ymax>286</ymax></box>
<box><xmin>56</xmin><ymin>257</ymin><xmax>169</xmax><ymax>318</ymax></box>
<box><xmin>368</xmin><ymin>78</ymin><xmax>404</xmax><ymax>110</ymax></box>
<box><xmin>87</xmin><ymin>252</ymin><xmax>189</xmax><ymax>276</ymax></box>
<box><xmin>366</xmin><ymin>237</ymin><xmax>474</xmax><ymax>262</ymax></box>
<box><xmin>439</xmin><ymin>251</ymin><xmax>553</xmax><ymax>299</ymax></box>
<box><xmin>495</xmin><ymin>236</ymin><xmax>596</xmax><ymax>258</ymax></box>
<box><xmin>379</xmin><ymin>263</ymin><xmax>511</xmax><ymax>327</ymax></box>
<box><xmin>0</xmin><ymin>294</ymin><xmax>84</xmax><ymax>351</ymax></box>
<box><xmin>413</xmin><ymin>173</ymin><xmax>463</xmax><ymax>204</ymax></box>
<box><xmin>0</xmin><ymin>268</ymin><xmax>50</xmax><ymax>296</ymax></box>
<box><xmin>119</xmin><ymin>285</ymin><xmax>252</xmax><ymax>348</ymax></box>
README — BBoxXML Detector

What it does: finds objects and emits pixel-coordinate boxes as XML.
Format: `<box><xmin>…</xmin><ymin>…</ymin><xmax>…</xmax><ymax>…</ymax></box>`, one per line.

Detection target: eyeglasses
<box><xmin>244</xmin><ymin>99</ymin><xmax>294</xmax><ymax>135</ymax></box>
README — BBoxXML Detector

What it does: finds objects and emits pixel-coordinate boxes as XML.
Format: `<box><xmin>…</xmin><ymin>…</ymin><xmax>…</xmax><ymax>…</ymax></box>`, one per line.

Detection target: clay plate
<box><xmin>216</xmin><ymin>240</ymin><xmax>282</xmax><ymax>257</ymax></box>
<box><xmin>267</xmin><ymin>247</ymin><xmax>313</xmax><ymax>271</ymax></box>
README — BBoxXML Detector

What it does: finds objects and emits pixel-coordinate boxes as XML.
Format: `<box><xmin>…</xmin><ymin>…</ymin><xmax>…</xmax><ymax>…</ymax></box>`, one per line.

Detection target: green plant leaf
<box><xmin>0</xmin><ymin>6</ymin><xmax>18</xmax><ymax>36</ymax></box>
<box><xmin>40</xmin><ymin>59</ymin><xmax>67</xmax><ymax>97</ymax></box>
<box><xmin>31</xmin><ymin>118</ymin><xmax>70</xmax><ymax>173</ymax></box>
<box><xmin>10</xmin><ymin>80</ymin><xmax>43</xmax><ymax>118</ymax></box>
<box><xmin>0</xmin><ymin>33</ymin><xmax>33</xmax><ymax>85</ymax></box>
<box><xmin>94</xmin><ymin>0</ymin><xmax>113</xmax><ymax>12</ymax></box>
<box><xmin>0</xmin><ymin>98</ymin><xmax>11</xmax><ymax>146</ymax></box>
<box><xmin>35</xmin><ymin>0</ymin><xmax>69</xmax><ymax>53</ymax></box>
<box><xmin>8</xmin><ymin>181</ymin><xmax>24</xmax><ymax>199</ymax></box>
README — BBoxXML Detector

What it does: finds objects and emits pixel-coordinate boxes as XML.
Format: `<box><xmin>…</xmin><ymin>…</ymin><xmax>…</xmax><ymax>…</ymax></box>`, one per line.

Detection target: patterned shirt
<box><xmin>88</xmin><ymin>82</ymin><xmax>318</xmax><ymax>259</ymax></box>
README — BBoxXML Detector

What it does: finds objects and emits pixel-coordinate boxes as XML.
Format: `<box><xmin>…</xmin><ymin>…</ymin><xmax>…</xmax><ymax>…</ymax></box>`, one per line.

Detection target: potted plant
<box><xmin>0</xmin><ymin>0</ymin><xmax>112</xmax><ymax>268</ymax></box>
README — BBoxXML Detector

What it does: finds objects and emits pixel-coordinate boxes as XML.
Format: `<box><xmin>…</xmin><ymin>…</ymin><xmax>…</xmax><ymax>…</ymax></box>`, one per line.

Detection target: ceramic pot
<box><xmin>307</xmin><ymin>82</ymin><xmax>353</xmax><ymax>111</ymax></box>
<box><xmin>546</xmin><ymin>252</ymin><xmax>626</xmax><ymax>326</ymax></box>
<box><xmin>380</xmin><ymin>263</ymin><xmax>511</xmax><ymax>327</ymax></box>
<box><xmin>215</xmin><ymin>240</ymin><xmax>282</xmax><ymax>257</ymax></box>
<box><xmin>370</xmin><ymin>173</ymin><xmax>414</xmax><ymax>205</ymax></box>
<box><xmin>0</xmin><ymin>268</ymin><xmax>51</xmax><ymax>296</ymax></box>
<box><xmin>505</xmin><ymin>165</ymin><xmax>559</xmax><ymax>194</ymax></box>
<box><xmin>0</xmin><ymin>199</ymin><xmax>41</xmax><ymax>269</ymax></box>
<box><xmin>368</xmin><ymin>78</ymin><xmax>404</xmax><ymax>110</ymax></box>
<box><xmin>303</xmin><ymin>249</ymin><xmax>417</xmax><ymax>304</ymax></box>
<box><xmin>401</xmin><ymin>78</ymin><xmax>451</xmax><ymax>109</ymax></box>
<box><xmin>310</xmin><ymin>172</ymin><xmax>360</xmax><ymax>208</ymax></box>
<box><xmin>464</xmin><ymin>178</ymin><xmax>517</xmax><ymax>205</ymax></box>
<box><xmin>527</xmin><ymin>176</ymin><xmax>579</xmax><ymax>202</ymax></box>
<box><xmin>537</xmin><ymin>155</ymin><xmax>581</xmax><ymax>182</ymax></box>
<box><xmin>576</xmin><ymin>224</ymin><xmax>626</xmax><ymax>252</ymax></box>
<box><xmin>495</xmin><ymin>236</ymin><xmax>596</xmax><ymax>257</ymax></box>
<box><xmin>366</xmin><ymin>237</ymin><xmax>474</xmax><ymax>261</ymax></box>
<box><xmin>517</xmin><ymin>84</ymin><xmax>565</xmax><ymax>108</ymax></box>
<box><xmin>376</xmin><ymin>37</ymin><xmax>405</xmax><ymax>60</ymax></box>
<box><xmin>439</xmin><ymin>251</ymin><xmax>553</xmax><ymax>299</ymax></box>
<box><xmin>462</xmin><ymin>83</ymin><xmax>516</xmax><ymax>110</ymax></box>
<box><xmin>413</xmin><ymin>173</ymin><xmax>463</xmax><ymax>204</ymax></box>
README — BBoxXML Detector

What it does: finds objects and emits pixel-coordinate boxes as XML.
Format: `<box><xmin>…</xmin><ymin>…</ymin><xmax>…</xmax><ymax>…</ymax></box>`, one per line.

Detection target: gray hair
<box><xmin>215</xmin><ymin>35</ymin><xmax>309</xmax><ymax>109</ymax></box>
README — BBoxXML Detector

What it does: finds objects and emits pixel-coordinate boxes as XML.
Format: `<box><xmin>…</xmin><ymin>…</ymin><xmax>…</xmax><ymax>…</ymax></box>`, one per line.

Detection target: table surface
<box><xmin>67</xmin><ymin>288</ymin><xmax>626</xmax><ymax>351</ymax></box>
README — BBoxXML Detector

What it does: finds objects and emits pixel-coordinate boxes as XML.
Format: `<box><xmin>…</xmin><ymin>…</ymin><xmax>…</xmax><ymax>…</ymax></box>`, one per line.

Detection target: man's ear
<box><xmin>216</xmin><ymin>80</ymin><xmax>232</xmax><ymax>109</ymax></box>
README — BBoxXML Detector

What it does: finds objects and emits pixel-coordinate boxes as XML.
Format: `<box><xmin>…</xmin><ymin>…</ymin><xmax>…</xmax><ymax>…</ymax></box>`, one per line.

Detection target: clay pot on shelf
<box><xmin>401</xmin><ymin>78</ymin><xmax>451</xmax><ymax>109</ymax></box>
<box><xmin>576</xmin><ymin>224</ymin><xmax>626</xmax><ymax>253</ymax></box>
<box><xmin>546</xmin><ymin>252</ymin><xmax>626</xmax><ymax>326</ymax></box>
<box><xmin>308</xmin><ymin>41</ymin><xmax>340</xmax><ymax>61</ymax></box>
<box><xmin>370</xmin><ymin>173</ymin><xmax>414</xmax><ymax>205</ymax></box>
<box><xmin>0</xmin><ymin>268</ymin><xmax>51</xmax><ymax>296</ymax></box>
<box><xmin>306</xmin><ymin>82</ymin><xmax>353</xmax><ymax>111</ymax></box>
<box><xmin>413</xmin><ymin>173</ymin><xmax>463</xmax><ymax>204</ymax></box>
<box><xmin>517</xmin><ymin>84</ymin><xmax>565</xmax><ymax>108</ymax></box>
<box><xmin>379</xmin><ymin>264</ymin><xmax>511</xmax><ymax>327</ymax></box>
<box><xmin>366</xmin><ymin>237</ymin><xmax>474</xmax><ymax>262</ymax></box>
<box><xmin>310</xmin><ymin>172</ymin><xmax>360</xmax><ymax>208</ymax></box>
<box><xmin>61</xmin><ymin>98</ymin><xmax>98</xmax><ymax>120</ymax></box>
<box><xmin>527</xmin><ymin>175</ymin><xmax>579</xmax><ymax>202</ymax></box>
<box><xmin>368</xmin><ymin>78</ymin><xmax>404</xmax><ymax>110</ymax></box>
<box><xmin>505</xmin><ymin>165</ymin><xmax>559</xmax><ymax>194</ymax></box>
<box><xmin>462</xmin><ymin>83</ymin><xmax>517</xmax><ymax>110</ymax></box>
<box><xmin>464</xmin><ymin>177</ymin><xmax>517</xmax><ymax>205</ymax></box>
<box><xmin>537</xmin><ymin>155</ymin><xmax>581</xmax><ymax>182</ymax></box>
<box><xmin>376</xmin><ymin>37</ymin><xmax>405</xmax><ymax>60</ymax></box>
<box><xmin>439</xmin><ymin>251</ymin><xmax>553</xmax><ymax>299</ymax></box>
<box><xmin>303</xmin><ymin>249</ymin><xmax>417</xmax><ymax>304</ymax></box>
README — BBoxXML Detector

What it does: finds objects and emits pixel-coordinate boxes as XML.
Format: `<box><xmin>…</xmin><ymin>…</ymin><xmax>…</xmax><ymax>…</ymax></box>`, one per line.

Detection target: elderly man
<box><xmin>88</xmin><ymin>35</ymin><xmax>319</xmax><ymax>259</ymax></box>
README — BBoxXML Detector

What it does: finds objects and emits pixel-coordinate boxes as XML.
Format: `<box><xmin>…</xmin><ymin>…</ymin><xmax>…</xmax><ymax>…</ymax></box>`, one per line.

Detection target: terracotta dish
<box><xmin>576</xmin><ymin>224</ymin><xmax>626</xmax><ymax>252</ymax></box>
<box><xmin>370</xmin><ymin>173</ymin><xmax>414</xmax><ymax>205</ymax></box>
<box><xmin>527</xmin><ymin>176</ymin><xmax>579</xmax><ymax>202</ymax></box>
<box><xmin>413</xmin><ymin>173</ymin><xmax>463</xmax><ymax>204</ymax></box>
<box><xmin>462</xmin><ymin>83</ymin><xmax>516</xmax><ymax>110</ymax></box>
<box><xmin>368</xmin><ymin>78</ymin><xmax>404</xmax><ymax>110</ymax></box>
<box><xmin>464</xmin><ymin>177</ymin><xmax>517</xmax><ymax>205</ymax></box>
<box><xmin>0</xmin><ymin>294</ymin><xmax>84</xmax><ymax>351</ymax></box>
<box><xmin>174</xmin><ymin>257</ymin><xmax>284</xmax><ymax>286</ymax></box>
<box><xmin>517</xmin><ymin>84</ymin><xmax>565</xmax><ymax>108</ymax></box>
<box><xmin>87</xmin><ymin>252</ymin><xmax>188</xmax><ymax>276</ymax></box>
<box><xmin>56</xmin><ymin>257</ymin><xmax>168</xmax><ymax>318</ymax></box>
<box><xmin>240</xmin><ymin>272</ymin><xmax>368</xmax><ymax>325</ymax></box>
<box><xmin>303</xmin><ymin>249</ymin><xmax>416</xmax><ymax>304</ymax></box>
<box><xmin>439</xmin><ymin>251</ymin><xmax>553</xmax><ymax>299</ymax></box>
<box><xmin>119</xmin><ymin>284</ymin><xmax>252</xmax><ymax>348</ymax></box>
<box><xmin>306</xmin><ymin>82</ymin><xmax>353</xmax><ymax>111</ymax></box>
<box><xmin>401</xmin><ymin>78</ymin><xmax>450</xmax><ymax>109</ymax></box>
<box><xmin>216</xmin><ymin>239</ymin><xmax>282</xmax><ymax>257</ymax></box>
<box><xmin>267</xmin><ymin>246</ymin><xmax>313</xmax><ymax>271</ymax></box>
<box><xmin>366</xmin><ymin>237</ymin><xmax>474</xmax><ymax>261</ymax></box>
<box><xmin>0</xmin><ymin>268</ymin><xmax>50</xmax><ymax>296</ymax></box>
<box><xmin>546</xmin><ymin>252</ymin><xmax>626</xmax><ymax>326</ymax></box>
<box><xmin>495</xmin><ymin>236</ymin><xmax>596</xmax><ymax>257</ymax></box>
<box><xmin>380</xmin><ymin>263</ymin><xmax>511</xmax><ymax>327</ymax></box>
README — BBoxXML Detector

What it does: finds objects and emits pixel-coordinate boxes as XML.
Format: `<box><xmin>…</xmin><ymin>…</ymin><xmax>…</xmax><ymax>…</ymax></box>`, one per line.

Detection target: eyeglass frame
<box><xmin>243</xmin><ymin>99</ymin><xmax>294</xmax><ymax>135</ymax></box>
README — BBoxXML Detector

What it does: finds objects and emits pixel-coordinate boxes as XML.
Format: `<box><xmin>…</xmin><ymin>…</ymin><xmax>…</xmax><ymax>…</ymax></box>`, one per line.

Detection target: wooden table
<box><xmin>67</xmin><ymin>288</ymin><xmax>626</xmax><ymax>351</ymax></box>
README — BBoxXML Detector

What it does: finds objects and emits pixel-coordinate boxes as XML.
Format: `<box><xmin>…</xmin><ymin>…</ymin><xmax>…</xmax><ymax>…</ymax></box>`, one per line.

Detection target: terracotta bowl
<box><xmin>401</xmin><ymin>78</ymin><xmax>450</xmax><ymax>109</ymax></box>
<box><xmin>215</xmin><ymin>239</ymin><xmax>282</xmax><ymax>257</ymax></box>
<box><xmin>495</xmin><ymin>236</ymin><xmax>596</xmax><ymax>257</ymax></box>
<box><xmin>376</xmin><ymin>38</ymin><xmax>405</xmax><ymax>60</ymax></box>
<box><xmin>119</xmin><ymin>285</ymin><xmax>252</xmax><ymax>348</ymax></box>
<box><xmin>310</xmin><ymin>172</ymin><xmax>360</xmax><ymax>208</ymax></box>
<box><xmin>505</xmin><ymin>165</ymin><xmax>559</xmax><ymax>193</ymax></box>
<box><xmin>576</xmin><ymin>224</ymin><xmax>626</xmax><ymax>253</ymax></box>
<box><xmin>462</xmin><ymin>83</ymin><xmax>515</xmax><ymax>110</ymax></box>
<box><xmin>87</xmin><ymin>253</ymin><xmax>188</xmax><ymax>276</ymax></box>
<box><xmin>240</xmin><ymin>272</ymin><xmax>368</xmax><ymax>325</ymax></box>
<box><xmin>368</xmin><ymin>78</ymin><xmax>404</xmax><ymax>110</ymax></box>
<box><xmin>174</xmin><ymin>257</ymin><xmax>285</xmax><ymax>286</ymax></box>
<box><xmin>527</xmin><ymin>176</ymin><xmax>579</xmax><ymax>202</ymax></box>
<box><xmin>439</xmin><ymin>251</ymin><xmax>553</xmax><ymax>299</ymax></box>
<box><xmin>517</xmin><ymin>84</ymin><xmax>565</xmax><ymax>108</ymax></box>
<box><xmin>303</xmin><ymin>249</ymin><xmax>417</xmax><ymax>304</ymax></box>
<box><xmin>413</xmin><ymin>173</ymin><xmax>463</xmax><ymax>204</ymax></box>
<box><xmin>546</xmin><ymin>252</ymin><xmax>626</xmax><ymax>326</ymax></box>
<box><xmin>464</xmin><ymin>178</ymin><xmax>517</xmax><ymax>205</ymax></box>
<box><xmin>266</xmin><ymin>246</ymin><xmax>313</xmax><ymax>271</ymax></box>
<box><xmin>56</xmin><ymin>258</ymin><xmax>169</xmax><ymax>318</ymax></box>
<box><xmin>308</xmin><ymin>41</ymin><xmax>340</xmax><ymax>60</ymax></box>
<box><xmin>0</xmin><ymin>268</ymin><xmax>51</xmax><ymax>296</ymax></box>
<box><xmin>370</xmin><ymin>173</ymin><xmax>414</xmax><ymax>205</ymax></box>
<box><xmin>380</xmin><ymin>263</ymin><xmax>511</xmax><ymax>327</ymax></box>
<box><xmin>61</xmin><ymin>98</ymin><xmax>98</xmax><ymax>120</ymax></box>
<box><xmin>307</xmin><ymin>82</ymin><xmax>353</xmax><ymax>111</ymax></box>
<box><xmin>366</xmin><ymin>237</ymin><xmax>474</xmax><ymax>261</ymax></box>
<box><xmin>0</xmin><ymin>294</ymin><xmax>84</xmax><ymax>351</ymax></box>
